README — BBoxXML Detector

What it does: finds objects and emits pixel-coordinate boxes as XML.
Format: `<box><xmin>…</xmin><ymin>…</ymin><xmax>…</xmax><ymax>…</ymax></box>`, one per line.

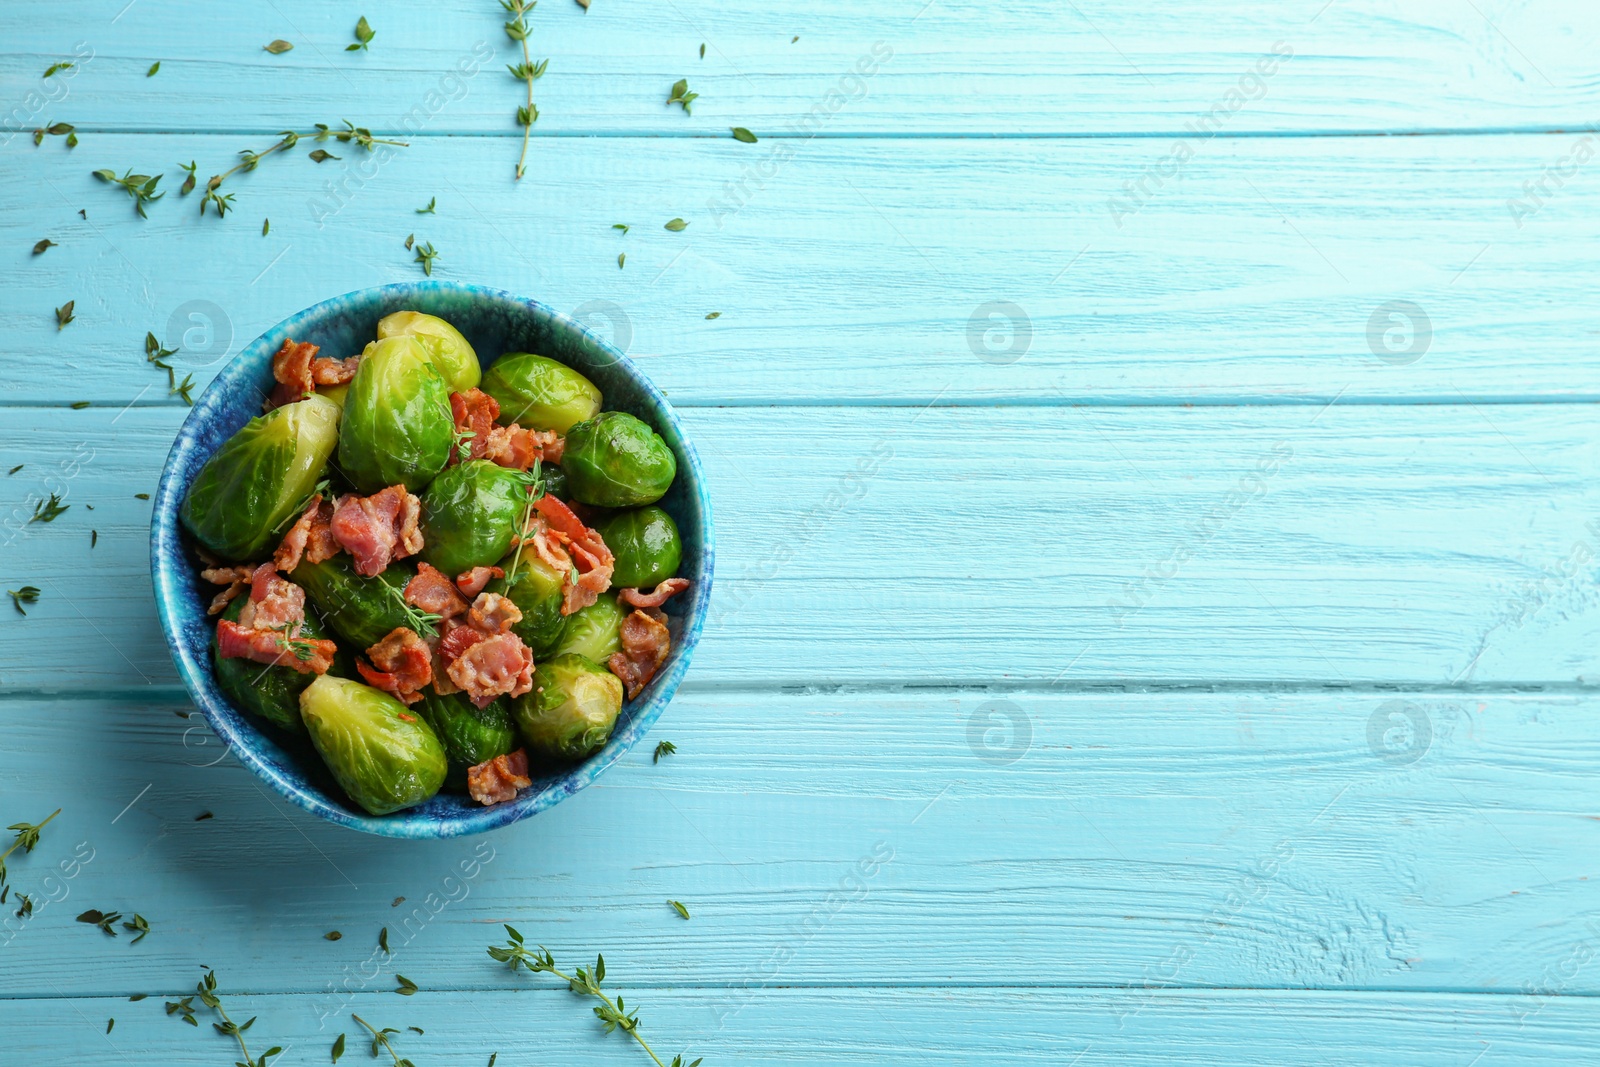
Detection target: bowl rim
<box><xmin>150</xmin><ymin>280</ymin><xmax>714</xmax><ymax>838</ymax></box>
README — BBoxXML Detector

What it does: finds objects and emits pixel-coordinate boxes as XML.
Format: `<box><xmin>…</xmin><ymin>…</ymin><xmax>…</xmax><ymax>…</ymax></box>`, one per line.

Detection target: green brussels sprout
<box><xmin>541</xmin><ymin>464</ymin><xmax>569</xmax><ymax>501</ymax></box>
<box><xmin>412</xmin><ymin>690</ymin><xmax>519</xmax><ymax>790</ymax></box>
<box><xmin>485</xmin><ymin>546</ymin><xmax>567</xmax><ymax>658</ymax></box>
<box><xmin>480</xmin><ymin>352</ymin><xmax>601</xmax><ymax>433</ymax></box>
<box><xmin>180</xmin><ymin>393</ymin><xmax>340</xmax><ymax>561</ymax></box>
<box><xmin>376</xmin><ymin>310</ymin><xmax>481</xmax><ymax>394</ymax></box>
<box><xmin>212</xmin><ymin>595</ymin><xmax>347</xmax><ymax>735</ymax></box>
<box><xmin>337</xmin><ymin>335</ymin><xmax>454</xmax><ymax>493</ymax></box>
<box><xmin>316</xmin><ymin>381</ymin><xmax>350</xmax><ymax>409</ymax></box>
<box><xmin>594</xmin><ymin>507</ymin><xmax>682</xmax><ymax>589</ymax></box>
<box><xmin>299</xmin><ymin>675</ymin><xmax>447</xmax><ymax>815</ymax></box>
<box><xmin>292</xmin><ymin>556</ymin><xmax>419</xmax><ymax>649</ymax></box>
<box><xmin>561</xmin><ymin>412</ymin><xmax>677</xmax><ymax>508</ymax></box>
<box><xmin>419</xmin><ymin>460</ymin><xmax>529</xmax><ymax>577</ymax></box>
<box><xmin>551</xmin><ymin>594</ymin><xmax>625</xmax><ymax>663</ymax></box>
<box><xmin>513</xmin><ymin>653</ymin><xmax>623</xmax><ymax>762</ymax></box>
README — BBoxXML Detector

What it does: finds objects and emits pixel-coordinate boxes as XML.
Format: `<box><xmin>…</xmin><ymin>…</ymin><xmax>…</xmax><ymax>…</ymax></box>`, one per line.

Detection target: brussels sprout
<box><xmin>376</xmin><ymin>310</ymin><xmax>481</xmax><ymax>393</ymax></box>
<box><xmin>480</xmin><ymin>352</ymin><xmax>601</xmax><ymax>433</ymax></box>
<box><xmin>316</xmin><ymin>381</ymin><xmax>350</xmax><ymax>409</ymax></box>
<box><xmin>419</xmin><ymin>460</ymin><xmax>529</xmax><ymax>577</ymax></box>
<box><xmin>292</xmin><ymin>555</ymin><xmax>419</xmax><ymax>649</ymax></box>
<box><xmin>212</xmin><ymin>595</ymin><xmax>347</xmax><ymax>735</ymax></box>
<box><xmin>561</xmin><ymin>412</ymin><xmax>677</xmax><ymax>508</ymax></box>
<box><xmin>180</xmin><ymin>393</ymin><xmax>340</xmax><ymax>561</ymax></box>
<box><xmin>541</xmin><ymin>464</ymin><xmax>569</xmax><ymax>501</ymax></box>
<box><xmin>551</xmin><ymin>594</ymin><xmax>625</xmax><ymax>663</ymax></box>
<box><xmin>485</xmin><ymin>546</ymin><xmax>567</xmax><ymax>658</ymax></box>
<box><xmin>337</xmin><ymin>335</ymin><xmax>454</xmax><ymax>493</ymax></box>
<box><xmin>513</xmin><ymin>653</ymin><xmax>623</xmax><ymax>762</ymax></box>
<box><xmin>413</xmin><ymin>690</ymin><xmax>519</xmax><ymax>790</ymax></box>
<box><xmin>299</xmin><ymin>675</ymin><xmax>447</xmax><ymax>815</ymax></box>
<box><xmin>594</xmin><ymin>507</ymin><xmax>682</xmax><ymax>589</ymax></box>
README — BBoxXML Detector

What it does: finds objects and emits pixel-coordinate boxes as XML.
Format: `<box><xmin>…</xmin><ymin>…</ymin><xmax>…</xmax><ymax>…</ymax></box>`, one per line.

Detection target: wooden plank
<box><xmin>1</xmin><ymin>690</ymin><xmax>1597</xmax><ymax>999</ymax></box>
<box><xmin>7</xmin><ymin>134</ymin><xmax>1600</xmax><ymax>406</ymax></box>
<box><xmin>2</xmin><ymin>0</ymin><xmax>1595</xmax><ymax>136</ymax></box>
<box><xmin>2</xmin><ymin>402</ymin><xmax>1598</xmax><ymax>689</ymax></box>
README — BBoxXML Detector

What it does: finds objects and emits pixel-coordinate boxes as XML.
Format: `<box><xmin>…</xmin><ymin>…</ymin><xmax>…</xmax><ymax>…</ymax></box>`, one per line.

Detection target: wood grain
<box><xmin>0</xmin><ymin>691</ymin><xmax>1596</xmax><ymax>1000</ymax></box>
<box><xmin>2</xmin><ymin>0</ymin><xmax>1594</xmax><ymax>135</ymax></box>
<box><xmin>7</xmin><ymin>134</ymin><xmax>1600</xmax><ymax>407</ymax></box>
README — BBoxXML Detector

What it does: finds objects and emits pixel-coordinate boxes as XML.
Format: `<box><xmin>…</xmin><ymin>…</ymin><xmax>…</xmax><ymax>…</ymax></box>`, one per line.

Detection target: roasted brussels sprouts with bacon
<box><xmin>299</xmin><ymin>675</ymin><xmax>447</xmax><ymax>815</ymax></box>
<box><xmin>561</xmin><ymin>411</ymin><xmax>676</xmax><ymax>508</ymax></box>
<box><xmin>512</xmin><ymin>653</ymin><xmax>623</xmax><ymax>762</ymax></box>
<box><xmin>337</xmin><ymin>335</ymin><xmax>454</xmax><ymax>493</ymax></box>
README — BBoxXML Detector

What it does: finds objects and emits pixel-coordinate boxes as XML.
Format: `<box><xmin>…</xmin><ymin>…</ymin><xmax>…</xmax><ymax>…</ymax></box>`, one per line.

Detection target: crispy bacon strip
<box><xmin>239</xmin><ymin>563</ymin><xmax>306</xmax><ymax>632</ymax></box>
<box><xmin>199</xmin><ymin>565</ymin><xmax>256</xmax><ymax>615</ymax></box>
<box><xmin>455</xmin><ymin>565</ymin><xmax>504</xmax><ymax>599</ymax></box>
<box><xmin>330</xmin><ymin>486</ymin><xmax>424</xmax><ymax>577</ymax></box>
<box><xmin>274</xmin><ymin>494</ymin><xmax>341</xmax><ymax>573</ymax></box>
<box><xmin>467</xmin><ymin>749</ymin><xmax>531</xmax><ymax>806</ymax></box>
<box><xmin>449</xmin><ymin>388</ymin><xmax>500</xmax><ymax>464</ymax></box>
<box><xmin>618</xmin><ymin>579</ymin><xmax>691</xmax><ymax>610</ymax></box>
<box><xmin>311</xmin><ymin>355</ymin><xmax>360</xmax><ymax>385</ymax></box>
<box><xmin>446</xmin><ymin>633</ymin><xmax>534</xmax><ymax>708</ymax></box>
<box><xmin>405</xmin><ymin>562</ymin><xmax>469</xmax><ymax>621</ymax></box>
<box><xmin>531</xmin><ymin>494</ymin><xmax>614</xmax><ymax>614</ymax></box>
<box><xmin>217</xmin><ymin>620</ymin><xmax>337</xmax><ymax>675</ymax></box>
<box><xmin>267</xmin><ymin>338</ymin><xmax>362</xmax><ymax>412</ymax></box>
<box><xmin>467</xmin><ymin>591</ymin><xmax>521</xmax><ymax>635</ymax></box>
<box><xmin>483</xmin><ymin>425</ymin><xmax>563</xmax><ymax>471</ymax></box>
<box><xmin>608</xmin><ymin>608</ymin><xmax>671</xmax><ymax>700</ymax></box>
<box><xmin>356</xmin><ymin>627</ymin><xmax>433</xmax><ymax>705</ymax></box>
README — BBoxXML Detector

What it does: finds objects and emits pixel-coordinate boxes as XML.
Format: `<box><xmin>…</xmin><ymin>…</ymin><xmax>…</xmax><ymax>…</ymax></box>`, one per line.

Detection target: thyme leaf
<box><xmin>7</xmin><ymin>587</ymin><xmax>40</xmax><ymax>616</ymax></box>
<box><xmin>653</xmin><ymin>740</ymin><xmax>676</xmax><ymax>763</ymax></box>
<box><xmin>667</xmin><ymin>78</ymin><xmax>698</xmax><ymax>115</ymax></box>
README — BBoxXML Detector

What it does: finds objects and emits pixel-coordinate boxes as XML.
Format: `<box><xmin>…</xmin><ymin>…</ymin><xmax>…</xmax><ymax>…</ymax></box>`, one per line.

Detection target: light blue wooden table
<box><xmin>4</xmin><ymin>1</ymin><xmax>1600</xmax><ymax>1063</ymax></box>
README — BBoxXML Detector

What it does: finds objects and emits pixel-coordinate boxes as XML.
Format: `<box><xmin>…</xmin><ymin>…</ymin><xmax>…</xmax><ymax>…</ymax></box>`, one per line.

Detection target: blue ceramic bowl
<box><xmin>152</xmin><ymin>282</ymin><xmax>713</xmax><ymax>838</ymax></box>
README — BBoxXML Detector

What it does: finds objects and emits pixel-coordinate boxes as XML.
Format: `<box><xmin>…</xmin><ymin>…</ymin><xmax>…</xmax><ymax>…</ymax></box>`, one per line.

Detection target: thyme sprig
<box><xmin>667</xmin><ymin>79</ymin><xmax>698</xmax><ymax>115</ymax></box>
<box><xmin>191</xmin><ymin>969</ymin><xmax>281</xmax><ymax>1067</ymax></box>
<box><xmin>352</xmin><ymin>1014</ymin><xmax>417</xmax><ymax>1067</ymax></box>
<box><xmin>55</xmin><ymin>301</ymin><xmax>76</xmax><ymax>328</ymax></box>
<box><xmin>653</xmin><ymin>740</ymin><xmax>676</xmax><ymax>763</ymax></box>
<box><xmin>347</xmin><ymin>16</ymin><xmax>375</xmax><ymax>53</ymax></box>
<box><xmin>414</xmin><ymin>241</ymin><xmax>439</xmax><ymax>276</ymax></box>
<box><xmin>92</xmin><ymin>169</ymin><xmax>163</xmax><ymax>217</ymax></box>
<box><xmin>30</xmin><ymin>493</ymin><xmax>69</xmax><ymax>523</ymax></box>
<box><xmin>145</xmin><ymin>332</ymin><xmax>195</xmax><ymax>405</ymax></box>
<box><xmin>488</xmin><ymin>926</ymin><xmax>702</xmax><ymax>1067</ymax></box>
<box><xmin>379</xmin><ymin>580</ymin><xmax>441</xmax><ymax>639</ymax></box>
<box><xmin>0</xmin><ymin>809</ymin><xmax>59</xmax><ymax>884</ymax></box>
<box><xmin>188</xmin><ymin>124</ymin><xmax>408</xmax><ymax>217</ymax></box>
<box><xmin>6</xmin><ymin>587</ymin><xmax>40</xmax><ymax>616</ymax></box>
<box><xmin>501</xmin><ymin>0</ymin><xmax>549</xmax><ymax>179</ymax></box>
<box><xmin>500</xmin><ymin>462</ymin><xmax>546</xmax><ymax>587</ymax></box>
<box><xmin>33</xmin><ymin>122</ymin><xmax>76</xmax><ymax>147</ymax></box>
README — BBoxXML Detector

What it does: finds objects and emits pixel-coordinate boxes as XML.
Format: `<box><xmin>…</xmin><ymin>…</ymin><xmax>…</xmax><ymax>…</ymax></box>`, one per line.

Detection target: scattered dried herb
<box><xmin>195</xmin><ymin>811</ymin><xmax>213</xmax><ymax>821</ymax></box>
<box><xmin>262</xmin><ymin>218</ymin><xmax>270</xmax><ymax>235</ymax></box>
<box><xmin>653</xmin><ymin>740</ymin><xmax>676</xmax><ymax>762</ymax></box>
<box><xmin>90</xmin><ymin>529</ymin><xmax>98</xmax><ymax>548</ymax></box>
<box><xmin>618</xmin><ymin>253</ymin><xmax>626</xmax><ymax>269</ymax></box>
<box><xmin>6</xmin><ymin>466</ymin><xmax>19</xmax><ymax>475</ymax></box>
<box><xmin>70</xmin><ymin>401</ymin><xmax>91</xmax><ymax>409</ymax></box>
<box><xmin>135</xmin><ymin>493</ymin><xmax>150</xmax><ymax>500</ymax></box>
<box><xmin>490</xmin><ymin>928</ymin><xmax>702</xmax><ymax>1067</ymax></box>
<box><xmin>32</xmin><ymin>239</ymin><xmax>56</xmax><ymax>255</ymax></box>
<box><xmin>379</xmin><ymin>927</ymin><xmax>390</xmax><ymax>953</ymax></box>
<box><xmin>502</xmin><ymin>0</ymin><xmax>549</xmax><ymax>179</ymax></box>
<box><xmin>347</xmin><ymin>16</ymin><xmax>375</xmax><ymax>52</ymax></box>
<box><xmin>394</xmin><ymin>974</ymin><xmax>418</xmax><ymax>996</ymax></box>
<box><xmin>612</xmin><ymin>223</ymin><xmax>630</xmax><ymax>234</ymax></box>
<box><xmin>414</xmin><ymin>241</ymin><xmax>439</xmax><ymax>276</ymax></box>
<box><xmin>393</xmin><ymin>897</ymin><xmax>405</xmax><ymax>907</ymax></box>
<box><xmin>704</xmin><ymin>311</ymin><xmax>721</xmax><ymax>319</ymax></box>
<box><xmin>187</xmin><ymin>970</ymin><xmax>281</xmax><ymax>1067</ymax></box>
<box><xmin>264</xmin><ymin>40</ymin><xmax>294</xmax><ymax>54</ymax></box>
<box><xmin>77</xmin><ymin>909</ymin><xmax>123</xmax><ymax>936</ymax></box>
<box><xmin>147</xmin><ymin>62</ymin><xmax>161</xmax><ymax>77</ymax></box>
<box><xmin>44</xmin><ymin>62</ymin><xmax>74</xmax><ymax>78</ymax></box>
<box><xmin>404</xmin><ymin>233</ymin><xmax>415</xmax><ymax>251</ymax></box>
<box><xmin>106</xmin><ymin>1017</ymin><xmax>114</xmax><ymax>1033</ymax></box>
<box><xmin>56</xmin><ymin>301</ymin><xmax>76</xmax><ymax>328</ymax></box>
<box><xmin>416</xmin><ymin>197</ymin><xmax>436</xmax><ymax>214</ymax></box>
<box><xmin>0</xmin><ymin>810</ymin><xmax>57</xmax><ymax>887</ymax></box>
<box><xmin>325</xmin><ymin>931</ymin><xmax>342</xmax><ymax>941</ymax></box>
<box><xmin>308</xmin><ymin>149</ymin><xmax>339</xmax><ymax>163</ymax></box>
<box><xmin>731</xmin><ymin>127</ymin><xmax>757</xmax><ymax>143</ymax></box>
<box><xmin>33</xmin><ymin>122</ymin><xmax>76</xmax><ymax>147</ymax></box>
<box><xmin>668</xmin><ymin>900</ymin><xmax>690</xmax><ymax>920</ymax></box>
<box><xmin>145</xmin><ymin>331</ymin><xmax>195</xmax><ymax>405</ymax></box>
<box><xmin>332</xmin><ymin>1033</ymin><xmax>346</xmax><ymax>1062</ymax></box>
<box><xmin>664</xmin><ymin>218</ymin><xmax>687</xmax><ymax>232</ymax></box>
<box><xmin>352</xmin><ymin>1014</ymin><xmax>415</xmax><ymax>1067</ymax></box>
<box><xmin>123</xmin><ymin>913</ymin><xmax>151</xmax><ymax>944</ymax></box>
<box><xmin>31</xmin><ymin>493</ymin><xmax>69</xmax><ymax>523</ymax></box>
<box><xmin>187</xmin><ymin>124</ymin><xmax>407</xmax><ymax>218</ymax></box>
<box><xmin>7</xmin><ymin>587</ymin><xmax>40</xmax><ymax>616</ymax></box>
<box><xmin>92</xmin><ymin>169</ymin><xmax>163</xmax><ymax>217</ymax></box>
<box><xmin>699</xmin><ymin>43</ymin><xmax>705</xmax><ymax>59</ymax></box>
<box><xmin>667</xmin><ymin>79</ymin><xmax>698</xmax><ymax>115</ymax></box>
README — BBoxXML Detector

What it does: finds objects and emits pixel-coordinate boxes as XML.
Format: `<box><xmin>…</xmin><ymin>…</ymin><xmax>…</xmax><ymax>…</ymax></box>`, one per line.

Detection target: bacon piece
<box><xmin>455</xmin><ymin>565</ymin><xmax>504</xmax><ymax>599</ymax></box>
<box><xmin>467</xmin><ymin>592</ymin><xmax>521</xmax><ymax>635</ymax></box>
<box><xmin>467</xmin><ymin>749</ymin><xmax>531</xmax><ymax>806</ymax></box>
<box><xmin>446</xmin><ymin>632</ymin><xmax>534</xmax><ymax>707</ymax></box>
<box><xmin>271</xmin><ymin>339</ymin><xmax>319</xmax><ymax>401</ymax></box>
<box><xmin>405</xmin><ymin>562</ymin><xmax>469</xmax><ymax>621</ymax></box>
<box><xmin>436</xmin><ymin>619</ymin><xmax>485</xmax><ymax>665</ymax></box>
<box><xmin>531</xmin><ymin>494</ymin><xmax>614</xmax><ymax>614</ymax></box>
<box><xmin>311</xmin><ymin>355</ymin><xmax>360</xmax><ymax>385</ymax></box>
<box><xmin>238</xmin><ymin>562</ymin><xmax>307</xmax><ymax>633</ymax></box>
<box><xmin>200</xmin><ymin>565</ymin><xmax>256</xmax><ymax>615</ymax></box>
<box><xmin>330</xmin><ymin>486</ymin><xmax>424</xmax><ymax>577</ymax></box>
<box><xmin>274</xmin><ymin>494</ymin><xmax>341</xmax><ymax>573</ymax></box>
<box><xmin>607</xmin><ymin>608</ymin><xmax>671</xmax><ymax>700</ymax></box>
<box><xmin>618</xmin><ymin>578</ymin><xmax>691</xmax><ymax>610</ymax></box>
<box><xmin>217</xmin><ymin>620</ymin><xmax>336</xmax><ymax>675</ymax></box>
<box><xmin>356</xmin><ymin>627</ymin><xmax>433</xmax><ymax>705</ymax></box>
<box><xmin>449</xmin><ymin>388</ymin><xmax>500</xmax><ymax>464</ymax></box>
<box><xmin>482</xmin><ymin>424</ymin><xmax>563</xmax><ymax>471</ymax></box>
